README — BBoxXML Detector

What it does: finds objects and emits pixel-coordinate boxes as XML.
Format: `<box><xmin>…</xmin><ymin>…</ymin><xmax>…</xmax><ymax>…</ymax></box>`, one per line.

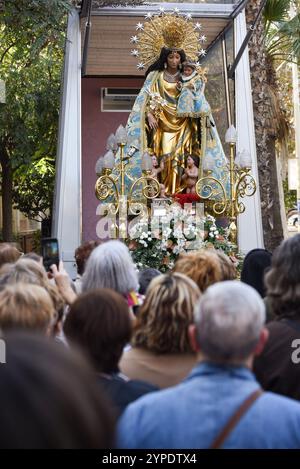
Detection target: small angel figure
<box><xmin>151</xmin><ymin>154</ymin><xmax>167</xmax><ymax>198</ymax></box>
<box><xmin>181</xmin><ymin>155</ymin><xmax>199</xmax><ymax>194</ymax></box>
<box><xmin>151</xmin><ymin>154</ymin><xmax>164</xmax><ymax>178</ymax></box>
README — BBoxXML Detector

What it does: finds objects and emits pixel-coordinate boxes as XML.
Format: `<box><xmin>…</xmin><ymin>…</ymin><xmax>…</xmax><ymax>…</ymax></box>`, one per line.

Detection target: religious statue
<box><xmin>114</xmin><ymin>12</ymin><xmax>228</xmax><ymax>198</ymax></box>
<box><xmin>150</xmin><ymin>153</ymin><xmax>167</xmax><ymax>198</ymax></box>
<box><xmin>181</xmin><ymin>155</ymin><xmax>199</xmax><ymax>194</ymax></box>
<box><xmin>150</xmin><ymin>154</ymin><xmax>164</xmax><ymax>180</ymax></box>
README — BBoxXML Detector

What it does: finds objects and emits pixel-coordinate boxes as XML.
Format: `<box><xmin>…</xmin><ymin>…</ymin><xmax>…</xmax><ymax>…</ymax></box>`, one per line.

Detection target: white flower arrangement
<box><xmin>127</xmin><ymin>204</ymin><xmax>205</xmax><ymax>271</ymax></box>
<box><xmin>127</xmin><ymin>208</ymin><xmax>243</xmax><ymax>273</ymax></box>
<box><xmin>145</xmin><ymin>88</ymin><xmax>168</xmax><ymax>119</ymax></box>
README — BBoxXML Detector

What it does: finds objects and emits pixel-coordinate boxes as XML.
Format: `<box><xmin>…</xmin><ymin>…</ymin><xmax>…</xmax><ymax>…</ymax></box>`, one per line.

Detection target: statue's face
<box><xmin>187</xmin><ymin>155</ymin><xmax>194</xmax><ymax>166</ymax></box>
<box><xmin>183</xmin><ymin>66</ymin><xmax>194</xmax><ymax>77</ymax></box>
<box><xmin>152</xmin><ymin>155</ymin><xmax>158</xmax><ymax>166</ymax></box>
<box><xmin>167</xmin><ymin>51</ymin><xmax>181</xmax><ymax>69</ymax></box>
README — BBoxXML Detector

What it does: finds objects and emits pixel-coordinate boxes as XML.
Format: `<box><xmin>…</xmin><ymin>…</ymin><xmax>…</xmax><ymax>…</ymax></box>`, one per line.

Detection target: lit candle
<box><xmin>106</xmin><ymin>134</ymin><xmax>118</xmax><ymax>152</ymax></box>
<box><xmin>239</xmin><ymin>149</ymin><xmax>252</xmax><ymax>168</ymax></box>
<box><xmin>225</xmin><ymin>125</ymin><xmax>237</xmax><ymax>144</ymax></box>
<box><xmin>95</xmin><ymin>157</ymin><xmax>104</xmax><ymax>176</ymax></box>
<box><xmin>102</xmin><ymin>150</ymin><xmax>115</xmax><ymax>169</ymax></box>
<box><xmin>115</xmin><ymin>125</ymin><xmax>128</xmax><ymax>145</ymax></box>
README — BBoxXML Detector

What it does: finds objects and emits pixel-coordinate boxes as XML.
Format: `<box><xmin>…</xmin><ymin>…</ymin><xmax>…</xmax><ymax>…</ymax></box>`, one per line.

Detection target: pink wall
<box><xmin>81</xmin><ymin>77</ymin><xmax>143</xmax><ymax>241</ymax></box>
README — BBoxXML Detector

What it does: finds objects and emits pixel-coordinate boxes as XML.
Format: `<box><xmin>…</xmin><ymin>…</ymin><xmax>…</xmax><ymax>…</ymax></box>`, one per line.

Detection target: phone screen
<box><xmin>41</xmin><ymin>238</ymin><xmax>59</xmax><ymax>271</ymax></box>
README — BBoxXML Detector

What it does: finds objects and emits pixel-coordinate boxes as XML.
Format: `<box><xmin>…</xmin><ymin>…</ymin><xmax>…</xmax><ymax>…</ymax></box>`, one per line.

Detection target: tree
<box><xmin>0</xmin><ymin>1</ymin><xmax>146</xmax><ymax>241</ymax></box>
<box><xmin>0</xmin><ymin>0</ymin><xmax>73</xmax><ymax>241</ymax></box>
<box><xmin>13</xmin><ymin>157</ymin><xmax>56</xmax><ymax>222</ymax></box>
<box><xmin>245</xmin><ymin>0</ymin><xmax>300</xmax><ymax>250</ymax></box>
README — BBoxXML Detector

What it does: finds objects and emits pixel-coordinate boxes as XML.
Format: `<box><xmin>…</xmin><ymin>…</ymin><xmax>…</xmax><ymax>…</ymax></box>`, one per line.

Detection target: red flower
<box><xmin>173</xmin><ymin>193</ymin><xmax>201</xmax><ymax>207</ymax></box>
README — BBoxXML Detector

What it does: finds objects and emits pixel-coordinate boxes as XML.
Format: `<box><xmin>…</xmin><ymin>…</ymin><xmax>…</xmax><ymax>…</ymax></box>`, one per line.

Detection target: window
<box><xmin>101</xmin><ymin>88</ymin><xmax>140</xmax><ymax>112</ymax></box>
<box><xmin>200</xmin><ymin>25</ymin><xmax>235</xmax><ymax>152</ymax></box>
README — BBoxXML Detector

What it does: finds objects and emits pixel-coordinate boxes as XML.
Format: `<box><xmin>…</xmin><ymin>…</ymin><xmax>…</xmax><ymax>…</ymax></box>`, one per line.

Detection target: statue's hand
<box><xmin>147</xmin><ymin>112</ymin><xmax>158</xmax><ymax>131</ymax></box>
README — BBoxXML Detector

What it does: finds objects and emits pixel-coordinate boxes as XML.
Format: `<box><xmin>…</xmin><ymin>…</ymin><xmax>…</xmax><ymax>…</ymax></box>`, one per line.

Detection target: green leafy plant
<box><xmin>126</xmin><ymin>205</ymin><xmax>243</xmax><ymax>273</ymax></box>
<box><xmin>283</xmin><ymin>178</ymin><xmax>297</xmax><ymax>212</ymax></box>
<box><xmin>0</xmin><ymin>0</ymin><xmax>71</xmax><ymax>240</ymax></box>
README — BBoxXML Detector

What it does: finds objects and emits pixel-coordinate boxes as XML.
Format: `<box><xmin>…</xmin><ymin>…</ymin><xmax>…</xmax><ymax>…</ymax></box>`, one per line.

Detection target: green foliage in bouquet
<box><xmin>126</xmin><ymin>205</ymin><xmax>244</xmax><ymax>274</ymax></box>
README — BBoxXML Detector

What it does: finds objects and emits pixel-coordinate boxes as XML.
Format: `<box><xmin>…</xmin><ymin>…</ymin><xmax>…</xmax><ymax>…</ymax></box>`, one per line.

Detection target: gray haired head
<box><xmin>194</xmin><ymin>281</ymin><xmax>266</xmax><ymax>364</ymax></box>
<box><xmin>81</xmin><ymin>240</ymin><xmax>139</xmax><ymax>295</ymax></box>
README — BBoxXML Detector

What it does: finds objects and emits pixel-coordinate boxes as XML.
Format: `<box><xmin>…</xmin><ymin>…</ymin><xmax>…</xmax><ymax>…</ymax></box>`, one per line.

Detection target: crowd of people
<box><xmin>0</xmin><ymin>235</ymin><xmax>300</xmax><ymax>448</ymax></box>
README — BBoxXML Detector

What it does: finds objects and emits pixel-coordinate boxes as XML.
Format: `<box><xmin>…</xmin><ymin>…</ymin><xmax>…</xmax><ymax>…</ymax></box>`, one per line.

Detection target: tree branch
<box><xmin>0</xmin><ymin>41</ymin><xmax>17</xmax><ymax>64</ymax></box>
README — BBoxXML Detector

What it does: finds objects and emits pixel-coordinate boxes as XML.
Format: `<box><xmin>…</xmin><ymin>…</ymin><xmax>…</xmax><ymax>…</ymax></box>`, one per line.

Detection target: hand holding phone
<box><xmin>41</xmin><ymin>238</ymin><xmax>59</xmax><ymax>272</ymax></box>
<box><xmin>50</xmin><ymin>261</ymin><xmax>77</xmax><ymax>305</ymax></box>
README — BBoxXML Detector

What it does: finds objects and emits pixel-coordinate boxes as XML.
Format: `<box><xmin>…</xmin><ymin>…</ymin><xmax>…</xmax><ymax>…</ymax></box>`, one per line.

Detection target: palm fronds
<box><xmin>264</xmin><ymin>0</ymin><xmax>291</xmax><ymax>24</ymax></box>
<box><xmin>263</xmin><ymin>0</ymin><xmax>300</xmax><ymax>63</ymax></box>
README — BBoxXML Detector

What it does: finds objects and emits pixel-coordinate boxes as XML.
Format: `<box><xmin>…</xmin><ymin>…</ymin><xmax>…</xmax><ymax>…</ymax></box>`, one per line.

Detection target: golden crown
<box><xmin>130</xmin><ymin>10</ymin><xmax>207</xmax><ymax>70</ymax></box>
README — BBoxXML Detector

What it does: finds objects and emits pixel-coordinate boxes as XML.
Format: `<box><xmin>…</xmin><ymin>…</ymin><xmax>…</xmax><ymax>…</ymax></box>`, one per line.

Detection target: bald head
<box><xmin>193</xmin><ymin>281</ymin><xmax>266</xmax><ymax>364</ymax></box>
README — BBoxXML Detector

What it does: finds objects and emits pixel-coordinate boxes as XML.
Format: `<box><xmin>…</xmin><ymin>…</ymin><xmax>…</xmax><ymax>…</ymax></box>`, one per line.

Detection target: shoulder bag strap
<box><xmin>210</xmin><ymin>388</ymin><xmax>263</xmax><ymax>449</ymax></box>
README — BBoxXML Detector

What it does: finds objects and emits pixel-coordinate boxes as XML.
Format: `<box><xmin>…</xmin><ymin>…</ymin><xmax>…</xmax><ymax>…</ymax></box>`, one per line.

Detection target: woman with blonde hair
<box><xmin>0</xmin><ymin>283</ymin><xmax>55</xmax><ymax>335</ymax></box>
<box><xmin>120</xmin><ymin>272</ymin><xmax>201</xmax><ymax>388</ymax></box>
<box><xmin>215</xmin><ymin>250</ymin><xmax>237</xmax><ymax>281</ymax></box>
<box><xmin>0</xmin><ymin>242</ymin><xmax>22</xmax><ymax>268</ymax></box>
<box><xmin>0</xmin><ymin>258</ymin><xmax>64</xmax><ymax>337</ymax></box>
<box><xmin>173</xmin><ymin>249</ymin><xmax>223</xmax><ymax>292</ymax></box>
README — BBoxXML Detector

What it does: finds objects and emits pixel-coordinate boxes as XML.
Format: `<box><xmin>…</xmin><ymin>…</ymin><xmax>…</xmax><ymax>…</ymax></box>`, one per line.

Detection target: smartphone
<box><xmin>41</xmin><ymin>238</ymin><xmax>59</xmax><ymax>272</ymax></box>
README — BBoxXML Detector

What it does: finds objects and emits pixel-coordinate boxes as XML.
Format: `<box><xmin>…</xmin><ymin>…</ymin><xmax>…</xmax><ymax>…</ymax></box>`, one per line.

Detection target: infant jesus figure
<box><xmin>176</xmin><ymin>60</ymin><xmax>209</xmax><ymax>118</ymax></box>
<box><xmin>181</xmin><ymin>155</ymin><xmax>199</xmax><ymax>194</ymax></box>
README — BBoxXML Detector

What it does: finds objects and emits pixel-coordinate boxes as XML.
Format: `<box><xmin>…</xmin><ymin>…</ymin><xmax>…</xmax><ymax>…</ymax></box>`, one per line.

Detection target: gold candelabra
<box><xmin>196</xmin><ymin>125</ymin><xmax>257</xmax><ymax>248</ymax></box>
<box><xmin>95</xmin><ymin>125</ymin><xmax>160</xmax><ymax>237</ymax></box>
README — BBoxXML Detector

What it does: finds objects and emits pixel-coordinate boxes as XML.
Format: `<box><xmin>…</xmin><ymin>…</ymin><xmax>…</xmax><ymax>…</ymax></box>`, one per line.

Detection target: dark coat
<box><xmin>254</xmin><ymin>318</ymin><xmax>300</xmax><ymax>401</ymax></box>
<box><xmin>97</xmin><ymin>373</ymin><xmax>158</xmax><ymax>416</ymax></box>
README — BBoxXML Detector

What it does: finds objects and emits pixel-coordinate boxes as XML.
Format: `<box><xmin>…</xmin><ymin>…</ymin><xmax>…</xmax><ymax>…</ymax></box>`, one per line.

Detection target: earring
<box><xmin>164</xmin><ymin>62</ymin><xmax>167</xmax><ymax>69</ymax></box>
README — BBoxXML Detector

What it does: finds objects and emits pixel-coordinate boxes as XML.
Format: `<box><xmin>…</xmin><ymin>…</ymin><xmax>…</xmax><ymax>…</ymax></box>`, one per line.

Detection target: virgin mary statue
<box><xmin>114</xmin><ymin>12</ymin><xmax>228</xmax><ymax>197</ymax></box>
